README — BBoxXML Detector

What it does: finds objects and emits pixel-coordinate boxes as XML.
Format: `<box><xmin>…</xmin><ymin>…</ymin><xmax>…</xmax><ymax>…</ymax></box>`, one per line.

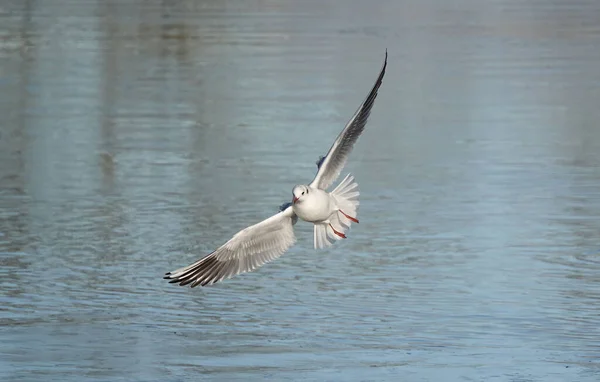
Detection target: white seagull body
<box><xmin>165</xmin><ymin>51</ymin><xmax>387</xmax><ymax>287</ymax></box>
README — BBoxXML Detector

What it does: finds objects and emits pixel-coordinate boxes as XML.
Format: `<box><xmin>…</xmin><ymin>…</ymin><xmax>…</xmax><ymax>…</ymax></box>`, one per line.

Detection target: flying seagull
<box><xmin>165</xmin><ymin>50</ymin><xmax>387</xmax><ymax>287</ymax></box>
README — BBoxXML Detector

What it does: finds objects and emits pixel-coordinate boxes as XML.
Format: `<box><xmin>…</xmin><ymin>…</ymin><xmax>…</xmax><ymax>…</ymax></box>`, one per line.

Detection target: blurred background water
<box><xmin>1</xmin><ymin>0</ymin><xmax>600</xmax><ymax>381</ymax></box>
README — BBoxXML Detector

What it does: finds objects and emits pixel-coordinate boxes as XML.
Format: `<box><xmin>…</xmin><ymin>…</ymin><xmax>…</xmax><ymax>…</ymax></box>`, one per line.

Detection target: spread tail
<box><xmin>313</xmin><ymin>174</ymin><xmax>360</xmax><ymax>250</ymax></box>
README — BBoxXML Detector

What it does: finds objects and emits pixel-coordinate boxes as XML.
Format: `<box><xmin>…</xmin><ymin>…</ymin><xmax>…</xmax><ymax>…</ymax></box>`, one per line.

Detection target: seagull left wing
<box><xmin>310</xmin><ymin>50</ymin><xmax>387</xmax><ymax>190</ymax></box>
<box><xmin>165</xmin><ymin>206</ymin><xmax>297</xmax><ymax>287</ymax></box>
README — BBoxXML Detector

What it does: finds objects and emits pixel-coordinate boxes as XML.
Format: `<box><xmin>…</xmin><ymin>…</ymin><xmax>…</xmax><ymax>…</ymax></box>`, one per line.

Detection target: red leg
<box><xmin>329</xmin><ymin>224</ymin><xmax>346</xmax><ymax>239</ymax></box>
<box><xmin>339</xmin><ymin>210</ymin><xmax>359</xmax><ymax>223</ymax></box>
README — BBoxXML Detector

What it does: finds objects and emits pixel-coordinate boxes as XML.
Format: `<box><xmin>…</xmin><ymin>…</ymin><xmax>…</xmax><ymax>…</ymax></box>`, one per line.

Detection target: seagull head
<box><xmin>292</xmin><ymin>185</ymin><xmax>309</xmax><ymax>204</ymax></box>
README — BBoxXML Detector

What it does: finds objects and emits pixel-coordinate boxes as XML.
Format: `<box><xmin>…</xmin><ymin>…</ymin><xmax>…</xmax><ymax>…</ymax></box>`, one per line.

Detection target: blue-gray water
<box><xmin>1</xmin><ymin>1</ymin><xmax>600</xmax><ymax>381</ymax></box>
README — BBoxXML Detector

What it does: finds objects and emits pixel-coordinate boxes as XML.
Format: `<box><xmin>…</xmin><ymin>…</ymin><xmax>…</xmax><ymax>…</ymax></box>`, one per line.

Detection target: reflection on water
<box><xmin>1</xmin><ymin>0</ymin><xmax>600</xmax><ymax>381</ymax></box>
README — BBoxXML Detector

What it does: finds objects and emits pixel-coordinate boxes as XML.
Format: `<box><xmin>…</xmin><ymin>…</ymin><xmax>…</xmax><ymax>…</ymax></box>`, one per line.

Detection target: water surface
<box><xmin>1</xmin><ymin>0</ymin><xmax>600</xmax><ymax>381</ymax></box>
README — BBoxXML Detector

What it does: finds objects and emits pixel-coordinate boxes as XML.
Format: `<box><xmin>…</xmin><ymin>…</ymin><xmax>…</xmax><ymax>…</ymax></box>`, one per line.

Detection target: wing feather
<box><xmin>165</xmin><ymin>207</ymin><xmax>297</xmax><ymax>287</ymax></box>
<box><xmin>310</xmin><ymin>50</ymin><xmax>387</xmax><ymax>190</ymax></box>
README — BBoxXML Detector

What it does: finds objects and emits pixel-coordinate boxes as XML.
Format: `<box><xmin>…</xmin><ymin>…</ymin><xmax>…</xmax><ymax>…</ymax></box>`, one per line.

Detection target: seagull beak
<box><xmin>292</xmin><ymin>196</ymin><xmax>299</xmax><ymax>204</ymax></box>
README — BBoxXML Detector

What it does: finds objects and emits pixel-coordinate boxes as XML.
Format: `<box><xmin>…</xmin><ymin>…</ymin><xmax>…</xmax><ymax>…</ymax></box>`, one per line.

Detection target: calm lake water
<box><xmin>1</xmin><ymin>0</ymin><xmax>600</xmax><ymax>381</ymax></box>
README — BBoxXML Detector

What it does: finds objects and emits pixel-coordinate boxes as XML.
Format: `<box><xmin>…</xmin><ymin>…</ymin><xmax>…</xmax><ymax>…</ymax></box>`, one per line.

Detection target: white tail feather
<box><xmin>314</xmin><ymin>223</ymin><xmax>334</xmax><ymax>249</ymax></box>
<box><xmin>313</xmin><ymin>174</ymin><xmax>360</xmax><ymax>250</ymax></box>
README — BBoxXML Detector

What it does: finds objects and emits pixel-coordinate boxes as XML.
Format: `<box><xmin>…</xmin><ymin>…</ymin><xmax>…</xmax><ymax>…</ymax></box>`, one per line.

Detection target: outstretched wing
<box><xmin>165</xmin><ymin>206</ymin><xmax>297</xmax><ymax>287</ymax></box>
<box><xmin>310</xmin><ymin>50</ymin><xmax>387</xmax><ymax>190</ymax></box>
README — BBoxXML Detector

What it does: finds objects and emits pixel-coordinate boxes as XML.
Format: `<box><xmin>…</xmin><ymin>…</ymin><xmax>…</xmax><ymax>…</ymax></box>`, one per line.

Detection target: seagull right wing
<box><xmin>310</xmin><ymin>50</ymin><xmax>387</xmax><ymax>190</ymax></box>
<box><xmin>165</xmin><ymin>206</ymin><xmax>297</xmax><ymax>287</ymax></box>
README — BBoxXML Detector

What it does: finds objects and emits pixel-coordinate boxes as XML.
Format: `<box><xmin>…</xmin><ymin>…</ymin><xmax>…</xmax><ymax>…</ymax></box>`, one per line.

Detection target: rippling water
<box><xmin>1</xmin><ymin>0</ymin><xmax>600</xmax><ymax>381</ymax></box>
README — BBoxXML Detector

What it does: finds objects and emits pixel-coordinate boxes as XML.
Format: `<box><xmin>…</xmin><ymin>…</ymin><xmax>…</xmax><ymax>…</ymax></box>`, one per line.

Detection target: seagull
<box><xmin>165</xmin><ymin>50</ymin><xmax>387</xmax><ymax>287</ymax></box>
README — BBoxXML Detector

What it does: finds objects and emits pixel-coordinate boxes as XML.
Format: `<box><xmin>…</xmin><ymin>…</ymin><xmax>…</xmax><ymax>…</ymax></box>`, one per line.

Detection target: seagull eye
<box><xmin>302</xmin><ymin>191</ymin><xmax>305</xmax><ymax>195</ymax></box>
